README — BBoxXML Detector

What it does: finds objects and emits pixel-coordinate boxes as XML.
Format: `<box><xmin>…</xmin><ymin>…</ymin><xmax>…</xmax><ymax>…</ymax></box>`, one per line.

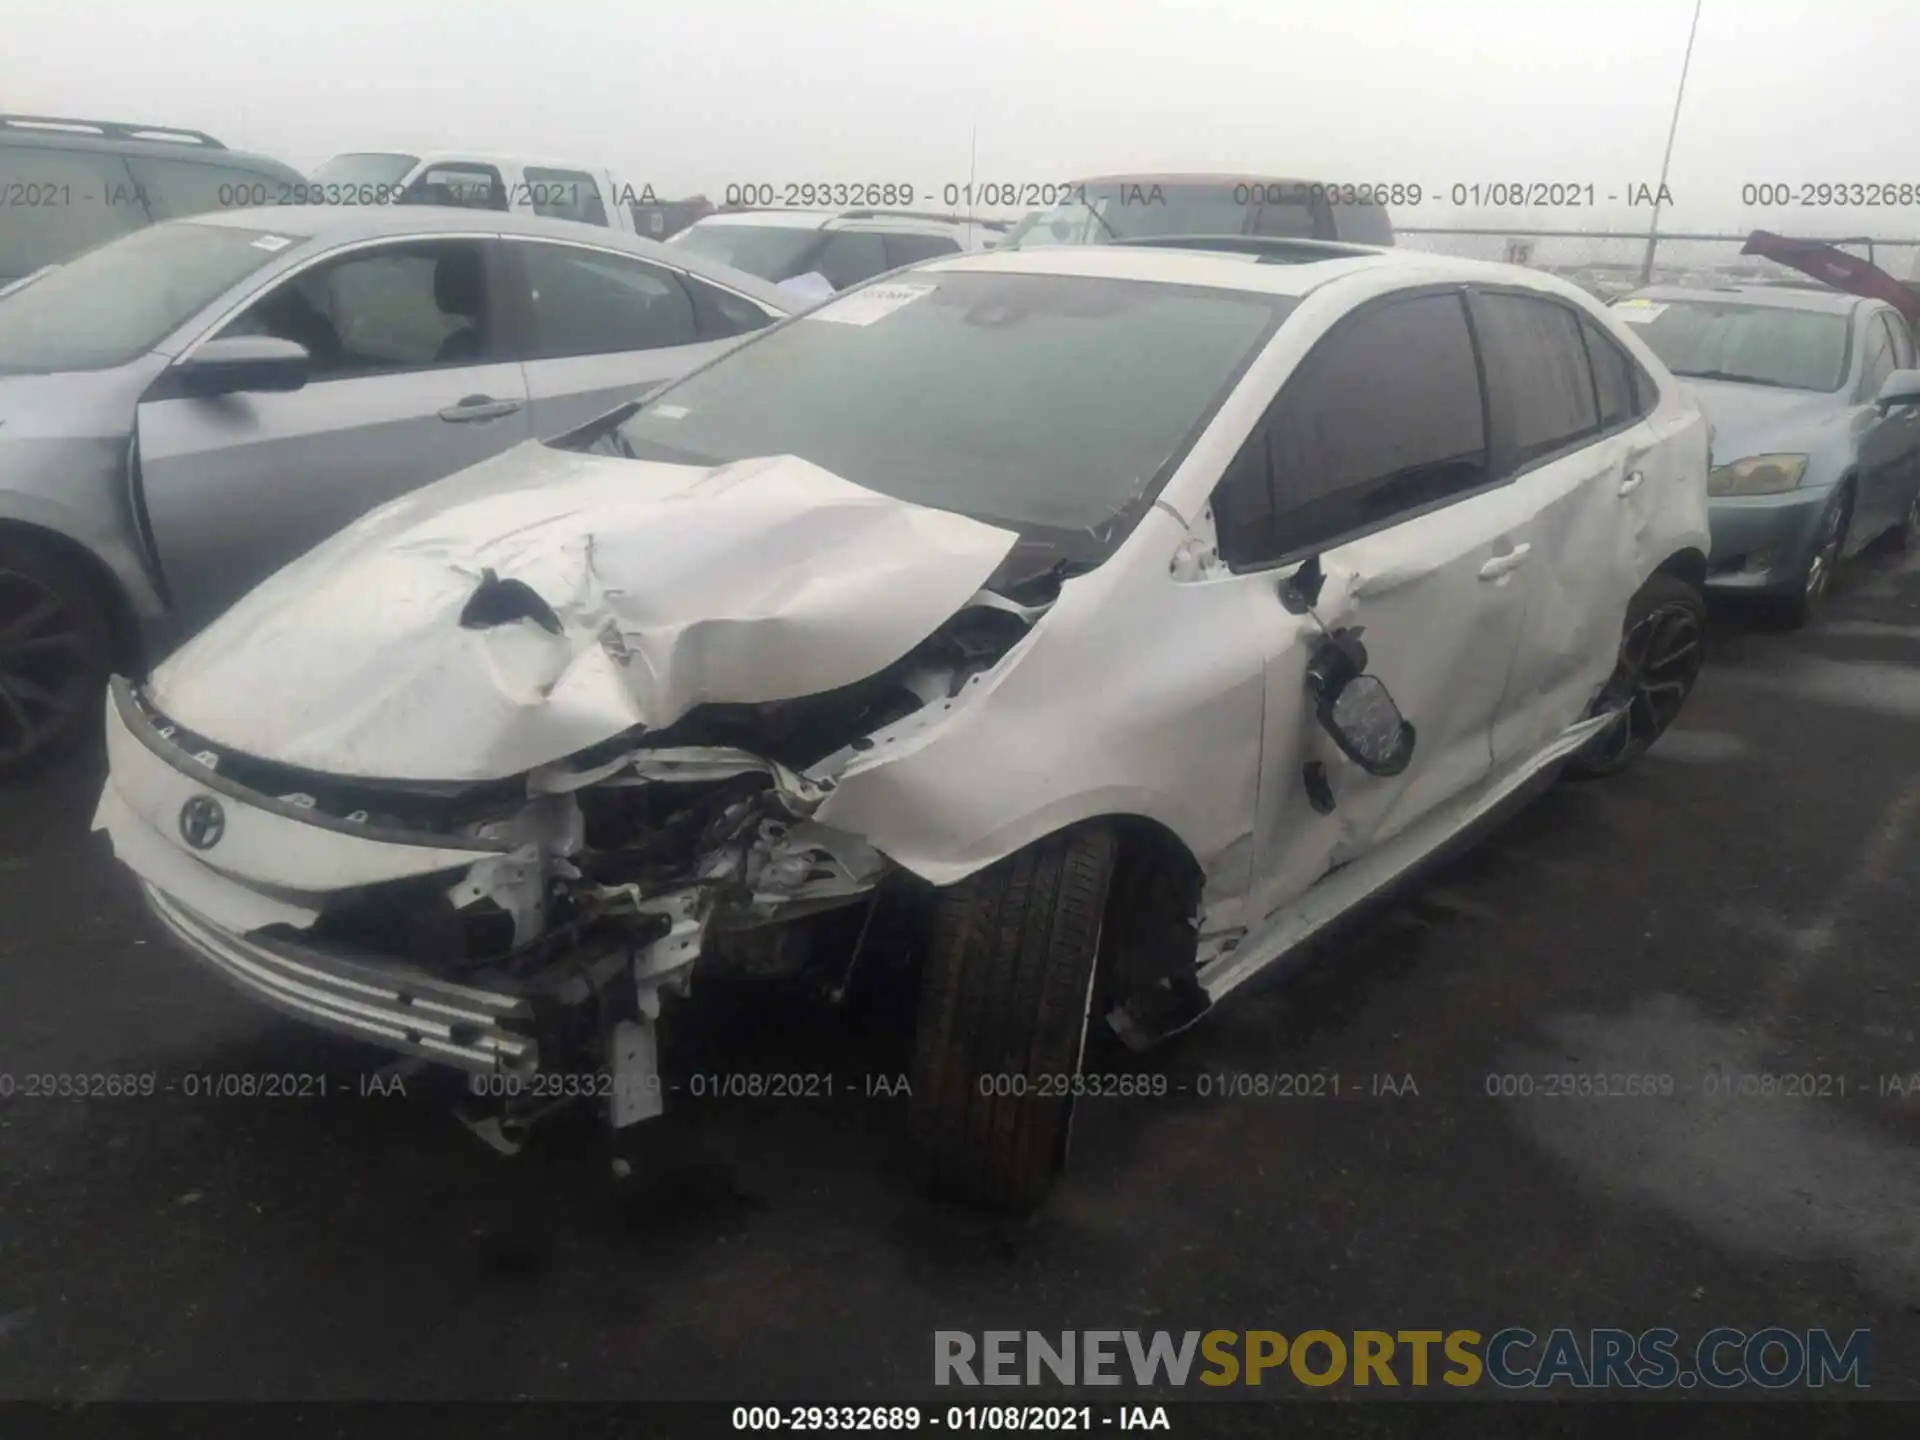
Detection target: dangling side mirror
<box><xmin>1304</xmin><ymin>629</ymin><xmax>1416</xmax><ymax>777</ymax></box>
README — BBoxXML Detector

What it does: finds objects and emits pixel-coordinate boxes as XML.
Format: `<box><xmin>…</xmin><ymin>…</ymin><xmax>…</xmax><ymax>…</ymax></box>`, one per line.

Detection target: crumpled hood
<box><xmin>1681</xmin><ymin>379</ymin><xmax>1846</xmax><ymax>468</ymax></box>
<box><xmin>148</xmin><ymin>443</ymin><xmax>1020</xmax><ymax>782</ymax></box>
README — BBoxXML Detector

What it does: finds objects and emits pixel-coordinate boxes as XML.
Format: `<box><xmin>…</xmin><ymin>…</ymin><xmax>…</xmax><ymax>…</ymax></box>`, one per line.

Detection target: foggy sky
<box><xmin>7</xmin><ymin>0</ymin><xmax>1918</xmax><ymax>235</ymax></box>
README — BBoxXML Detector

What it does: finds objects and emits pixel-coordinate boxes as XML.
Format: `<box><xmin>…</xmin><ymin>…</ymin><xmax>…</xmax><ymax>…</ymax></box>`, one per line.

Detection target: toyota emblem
<box><xmin>178</xmin><ymin>795</ymin><xmax>226</xmax><ymax>850</ymax></box>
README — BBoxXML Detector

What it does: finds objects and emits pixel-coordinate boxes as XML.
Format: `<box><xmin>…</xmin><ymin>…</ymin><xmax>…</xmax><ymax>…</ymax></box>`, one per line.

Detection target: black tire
<box><xmin>1564</xmin><ymin>573</ymin><xmax>1706</xmax><ymax>780</ymax></box>
<box><xmin>908</xmin><ymin>822</ymin><xmax>1117</xmax><ymax>1214</ymax></box>
<box><xmin>0</xmin><ymin>537</ymin><xmax>114</xmax><ymax>781</ymax></box>
<box><xmin>1774</xmin><ymin>487</ymin><xmax>1851</xmax><ymax>630</ymax></box>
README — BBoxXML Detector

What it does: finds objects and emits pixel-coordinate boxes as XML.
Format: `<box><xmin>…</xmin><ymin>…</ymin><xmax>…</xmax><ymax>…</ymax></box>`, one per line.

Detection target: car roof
<box><xmin>689</xmin><ymin>209</ymin><xmax>973</xmax><ymax>233</ymax></box>
<box><xmin>1066</xmin><ymin>173</ymin><xmax>1379</xmax><ymax>196</ymax></box>
<box><xmin>0</xmin><ymin>119</ymin><xmax>299</xmax><ymax>176</ymax></box>
<box><xmin>688</xmin><ymin>210</ymin><xmax>834</xmax><ymax>229</ymax></box>
<box><xmin>363</xmin><ymin>150</ymin><xmax>611</xmax><ymax>174</ymax></box>
<box><xmin>1628</xmin><ymin>283</ymin><xmax>1862</xmax><ymax>314</ymax></box>
<box><xmin>178</xmin><ymin>205</ymin><xmax>799</xmax><ymax>311</ymax></box>
<box><xmin>919</xmin><ymin>242</ymin><xmax>1598</xmax><ymax>301</ymax></box>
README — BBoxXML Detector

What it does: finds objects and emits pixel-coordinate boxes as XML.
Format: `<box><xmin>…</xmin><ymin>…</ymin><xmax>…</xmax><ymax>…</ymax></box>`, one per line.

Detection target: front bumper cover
<box><xmin>1704</xmin><ymin>486</ymin><xmax>1834</xmax><ymax>594</ymax></box>
<box><xmin>142</xmin><ymin>881</ymin><xmax>540</xmax><ymax>1073</ymax></box>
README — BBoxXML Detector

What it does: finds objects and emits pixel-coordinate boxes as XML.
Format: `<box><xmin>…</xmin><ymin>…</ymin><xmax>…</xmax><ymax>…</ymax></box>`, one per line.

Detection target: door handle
<box><xmin>438</xmin><ymin>395</ymin><xmax>522</xmax><ymax>423</ymax></box>
<box><xmin>1477</xmin><ymin>543</ymin><xmax>1532</xmax><ymax>581</ymax></box>
<box><xmin>1618</xmin><ymin>470</ymin><xmax>1646</xmax><ymax>496</ymax></box>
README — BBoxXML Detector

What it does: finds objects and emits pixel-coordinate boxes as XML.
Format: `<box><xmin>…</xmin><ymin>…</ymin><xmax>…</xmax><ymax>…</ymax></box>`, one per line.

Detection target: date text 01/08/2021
<box><xmin>730</xmin><ymin>1404</ymin><xmax>1171</xmax><ymax>1432</ymax></box>
<box><xmin>0</xmin><ymin>1072</ymin><xmax>403</xmax><ymax>1099</ymax></box>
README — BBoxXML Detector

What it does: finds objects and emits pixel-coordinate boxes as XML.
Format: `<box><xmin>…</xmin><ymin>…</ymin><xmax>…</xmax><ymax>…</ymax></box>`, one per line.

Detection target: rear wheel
<box><xmin>908</xmin><ymin>822</ymin><xmax>1117</xmax><ymax>1214</ymax></box>
<box><xmin>0</xmin><ymin>539</ymin><xmax>113</xmax><ymax>780</ymax></box>
<box><xmin>1565</xmin><ymin>573</ymin><xmax>1706</xmax><ymax>779</ymax></box>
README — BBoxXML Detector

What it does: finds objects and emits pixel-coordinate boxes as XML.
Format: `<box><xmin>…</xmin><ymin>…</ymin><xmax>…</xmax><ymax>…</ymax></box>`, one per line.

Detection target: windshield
<box><xmin>0</xmin><ymin>221</ymin><xmax>296</xmax><ymax>373</ymax></box>
<box><xmin>310</xmin><ymin>152</ymin><xmax>419</xmax><ymax>188</ymax></box>
<box><xmin>1616</xmin><ymin>298</ymin><xmax>1851</xmax><ymax>391</ymax></box>
<box><xmin>1003</xmin><ymin>183</ymin><xmax>1315</xmax><ymax>247</ymax></box>
<box><xmin>668</xmin><ymin>222</ymin><xmax>825</xmax><ymax>282</ymax></box>
<box><xmin>588</xmin><ymin>271</ymin><xmax>1291</xmax><ymax>555</ymax></box>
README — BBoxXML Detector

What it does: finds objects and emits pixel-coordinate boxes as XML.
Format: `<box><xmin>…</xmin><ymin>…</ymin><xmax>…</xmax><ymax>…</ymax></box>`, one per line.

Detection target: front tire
<box><xmin>908</xmin><ymin>823</ymin><xmax>1117</xmax><ymax>1214</ymax></box>
<box><xmin>1894</xmin><ymin>487</ymin><xmax>1920</xmax><ymax>551</ymax></box>
<box><xmin>0</xmin><ymin>538</ymin><xmax>114</xmax><ymax>781</ymax></box>
<box><xmin>1775</xmin><ymin>487</ymin><xmax>1850</xmax><ymax>629</ymax></box>
<box><xmin>1565</xmin><ymin>573</ymin><xmax>1706</xmax><ymax>779</ymax></box>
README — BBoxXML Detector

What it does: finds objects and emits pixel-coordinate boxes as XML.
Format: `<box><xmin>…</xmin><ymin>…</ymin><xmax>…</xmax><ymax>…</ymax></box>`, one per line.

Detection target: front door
<box><xmin>1207</xmin><ymin>288</ymin><xmax>1538</xmax><ymax>925</ymax></box>
<box><xmin>135</xmin><ymin>236</ymin><xmax>529</xmax><ymax>628</ymax></box>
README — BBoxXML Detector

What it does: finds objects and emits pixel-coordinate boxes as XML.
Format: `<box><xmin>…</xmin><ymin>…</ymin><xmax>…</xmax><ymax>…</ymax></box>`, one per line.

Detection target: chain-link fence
<box><xmin>1394</xmin><ymin>226</ymin><xmax>1920</xmax><ymax>302</ymax></box>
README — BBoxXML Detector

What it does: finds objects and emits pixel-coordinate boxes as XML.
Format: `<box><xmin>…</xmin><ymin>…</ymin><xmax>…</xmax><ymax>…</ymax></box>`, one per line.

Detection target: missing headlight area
<box><xmin>109</xmin><ymin>590</ymin><xmax>1045</xmax><ymax>1154</ymax></box>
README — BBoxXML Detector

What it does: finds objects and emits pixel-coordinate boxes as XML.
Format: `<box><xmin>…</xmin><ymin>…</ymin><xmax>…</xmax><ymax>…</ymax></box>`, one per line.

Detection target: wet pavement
<box><xmin>2</xmin><ymin>545</ymin><xmax>1918</xmax><ymax>1403</ymax></box>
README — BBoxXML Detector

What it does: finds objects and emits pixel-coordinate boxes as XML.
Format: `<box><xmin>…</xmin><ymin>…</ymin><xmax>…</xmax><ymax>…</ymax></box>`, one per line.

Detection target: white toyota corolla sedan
<box><xmin>95</xmin><ymin>237</ymin><xmax>1711</xmax><ymax>1212</ymax></box>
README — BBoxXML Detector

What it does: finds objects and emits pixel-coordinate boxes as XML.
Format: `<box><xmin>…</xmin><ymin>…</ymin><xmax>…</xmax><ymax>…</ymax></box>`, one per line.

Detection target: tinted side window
<box><xmin>1473</xmin><ymin>292</ymin><xmax>1601</xmax><ymax>468</ymax></box>
<box><xmin>1581</xmin><ymin>316</ymin><xmax>1636</xmax><ymax>429</ymax></box>
<box><xmin>523</xmin><ymin>167</ymin><xmax>608</xmax><ymax>226</ymax></box>
<box><xmin>1859</xmin><ymin>312</ymin><xmax>1897</xmax><ymax>395</ymax></box>
<box><xmin>1887</xmin><ymin>311</ymin><xmax>1916</xmax><ymax>369</ymax></box>
<box><xmin>816</xmin><ymin>231</ymin><xmax>890</xmax><ymax>289</ymax></box>
<box><xmin>221</xmin><ymin>240</ymin><xmax>494</xmax><ymax>378</ymax></box>
<box><xmin>882</xmin><ymin>232</ymin><xmax>959</xmax><ymax>267</ymax></box>
<box><xmin>683</xmin><ymin>273</ymin><xmax>774</xmax><ymax>340</ymax></box>
<box><xmin>0</xmin><ymin>145</ymin><xmax>149</xmax><ymax>277</ymax></box>
<box><xmin>520</xmin><ymin>243</ymin><xmax>697</xmax><ymax>358</ymax></box>
<box><xmin>1215</xmin><ymin>292</ymin><xmax>1489</xmax><ymax>566</ymax></box>
<box><xmin>125</xmin><ymin>158</ymin><xmax>284</xmax><ymax>220</ymax></box>
<box><xmin>402</xmin><ymin>163</ymin><xmax>507</xmax><ymax>210</ymax></box>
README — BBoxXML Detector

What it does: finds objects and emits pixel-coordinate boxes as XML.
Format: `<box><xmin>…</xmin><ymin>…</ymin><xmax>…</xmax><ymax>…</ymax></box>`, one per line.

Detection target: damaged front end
<box><xmin>95</xmin><ymin>580</ymin><xmax>1042</xmax><ymax>1152</ymax></box>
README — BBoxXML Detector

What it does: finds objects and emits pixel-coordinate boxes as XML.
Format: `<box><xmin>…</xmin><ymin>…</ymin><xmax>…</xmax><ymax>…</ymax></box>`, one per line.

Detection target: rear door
<box><xmin>1210</xmin><ymin>288</ymin><xmax>1542</xmax><ymax>923</ymax></box>
<box><xmin>135</xmin><ymin>234</ymin><xmax>529</xmax><ymax>625</ymax></box>
<box><xmin>1465</xmin><ymin>288</ymin><xmax>1653</xmax><ymax>773</ymax></box>
<box><xmin>503</xmin><ymin>237</ymin><xmax>738</xmax><ymax>436</ymax></box>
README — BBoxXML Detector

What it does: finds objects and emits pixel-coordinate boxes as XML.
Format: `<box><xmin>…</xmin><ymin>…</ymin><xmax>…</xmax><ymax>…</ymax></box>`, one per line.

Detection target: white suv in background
<box><xmin>667</xmin><ymin>208</ymin><xmax>1008</xmax><ymax>298</ymax></box>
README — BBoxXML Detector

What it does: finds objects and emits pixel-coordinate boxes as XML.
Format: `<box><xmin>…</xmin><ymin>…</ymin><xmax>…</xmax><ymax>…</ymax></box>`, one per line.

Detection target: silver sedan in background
<box><xmin>1613</xmin><ymin>284</ymin><xmax>1920</xmax><ymax>625</ymax></box>
<box><xmin>0</xmin><ymin>206</ymin><xmax>795</xmax><ymax>776</ymax></box>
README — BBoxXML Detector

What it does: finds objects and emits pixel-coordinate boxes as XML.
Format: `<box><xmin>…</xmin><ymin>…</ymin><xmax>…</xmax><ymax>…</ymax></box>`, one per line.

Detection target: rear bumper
<box><xmin>1704</xmin><ymin>486</ymin><xmax>1833</xmax><ymax>594</ymax></box>
<box><xmin>140</xmin><ymin>882</ymin><xmax>539</xmax><ymax>1073</ymax></box>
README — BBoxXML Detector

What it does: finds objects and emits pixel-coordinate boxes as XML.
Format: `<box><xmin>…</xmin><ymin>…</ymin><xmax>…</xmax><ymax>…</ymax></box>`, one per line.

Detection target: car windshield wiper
<box><xmin>1674</xmin><ymin>368</ymin><xmax>1813</xmax><ymax>391</ymax></box>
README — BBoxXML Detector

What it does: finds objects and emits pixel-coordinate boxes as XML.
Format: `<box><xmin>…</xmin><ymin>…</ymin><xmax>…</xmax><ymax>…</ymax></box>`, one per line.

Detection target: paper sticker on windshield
<box><xmin>651</xmin><ymin>403</ymin><xmax>689</xmax><ymax>419</ymax></box>
<box><xmin>250</xmin><ymin>235</ymin><xmax>294</xmax><ymax>252</ymax></box>
<box><xmin>1613</xmin><ymin>300</ymin><xmax>1667</xmax><ymax>323</ymax></box>
<box><xmin>808</xmin><ymin>282</ymin><xmax>936</xmax><ymax>327</ymax></box>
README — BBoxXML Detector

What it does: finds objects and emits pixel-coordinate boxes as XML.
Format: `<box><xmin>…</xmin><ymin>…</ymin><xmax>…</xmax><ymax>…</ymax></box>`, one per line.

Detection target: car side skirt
<box><xmin>1194</xmin><ymin>709</ymin><xmax>1616</xmax><ymax>1006</ymax></box>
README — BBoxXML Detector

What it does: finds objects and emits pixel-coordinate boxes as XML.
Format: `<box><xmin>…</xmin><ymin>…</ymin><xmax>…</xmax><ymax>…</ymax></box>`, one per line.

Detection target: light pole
<box><xmin>1639</xmin><ymin>0</ymin><xmax>1705</xmax><ymax>284</ymax></box>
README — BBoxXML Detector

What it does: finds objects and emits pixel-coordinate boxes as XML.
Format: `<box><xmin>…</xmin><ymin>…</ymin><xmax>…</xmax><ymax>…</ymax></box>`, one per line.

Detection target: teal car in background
<box><xmin>1614</xmin><ymin>284</ymin><xmax>1920</xmax><ymax>626</ymax></box>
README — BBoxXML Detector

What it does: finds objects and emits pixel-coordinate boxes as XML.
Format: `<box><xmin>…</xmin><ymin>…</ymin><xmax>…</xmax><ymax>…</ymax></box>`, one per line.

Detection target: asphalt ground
<box><xmin>1</xmin><ymin>543</ymin><xmax>1917</xmax><ymax>1405</ymax></box>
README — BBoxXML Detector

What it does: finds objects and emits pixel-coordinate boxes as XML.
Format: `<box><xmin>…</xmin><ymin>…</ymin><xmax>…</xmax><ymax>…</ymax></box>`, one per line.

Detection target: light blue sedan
<box><xmin>1613</xmin><ymin>284</ymin><xmax>1920</xmax><ymax>625</ymax></box>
